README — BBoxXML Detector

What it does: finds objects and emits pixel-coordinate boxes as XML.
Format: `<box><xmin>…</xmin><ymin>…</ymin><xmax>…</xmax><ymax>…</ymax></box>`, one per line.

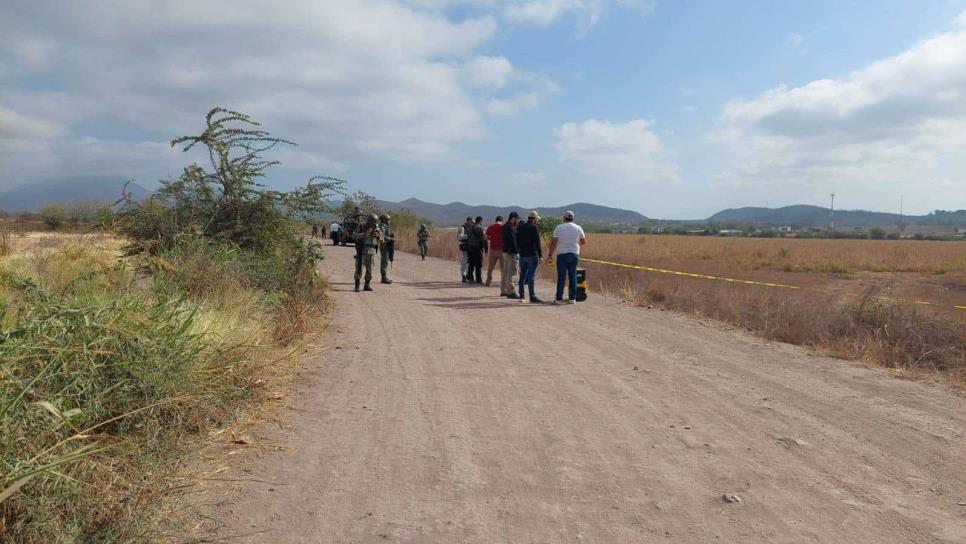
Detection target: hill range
<box><xmin>2</xmin><ymin>180</ymin><xmax>963</xmax><ymax>228</ymax></box>
<box><xmin>707</xmin><ymin>205</ymin><xmax>966</xmax><ymax>228</ymax></box>
<box><xmin>0</xmin><ymin>178</ymin><xmax>150</xmax><ymax>212</ymax></box>
<box><xmin>377</xmin><ymin>198</ymin><xmax>649</xmax><ymax>226</ymax></box>
<box><xmin>379</xmin><ymin>199</ymin><xmax>964</xmax><ymax>228</ymax></box>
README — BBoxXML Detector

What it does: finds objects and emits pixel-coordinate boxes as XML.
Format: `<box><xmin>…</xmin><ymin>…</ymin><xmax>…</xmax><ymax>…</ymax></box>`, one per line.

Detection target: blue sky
<box><xmin>2</xmin><ymin>0</ymin><xmax>966</xmax><ymax>218</ymax></box>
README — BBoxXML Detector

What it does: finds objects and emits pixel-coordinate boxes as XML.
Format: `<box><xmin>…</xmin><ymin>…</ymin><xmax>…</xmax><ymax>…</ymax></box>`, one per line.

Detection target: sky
<box><xmin>2</xmin><ymin>0</ymin><xmax>966</xmax><ymax>219</ymax></box>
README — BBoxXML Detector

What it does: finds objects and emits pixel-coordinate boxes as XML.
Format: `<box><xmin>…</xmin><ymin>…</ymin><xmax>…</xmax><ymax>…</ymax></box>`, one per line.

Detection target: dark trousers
<box><xmin>518</xmin><ymin>255</ymin><xmax>538</xmax><ymax>298</ymax></box>
<box><xmin>466</xmin><ymin>247</ymin><xmax>484</xmax><ymax>282</ymax></box>
<box><xmin>555</xmin><ymin>252</ymin><xmax>579</xmax><ymax>301</ymax></box>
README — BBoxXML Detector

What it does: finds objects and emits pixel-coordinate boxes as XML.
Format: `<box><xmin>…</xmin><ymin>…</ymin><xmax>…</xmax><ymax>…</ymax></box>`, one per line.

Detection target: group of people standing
<box><xmin>457</xmin><ymin>210</ymin><xmax>587</xmax><ymax>304</ymax></box>
<box><xmin>350</xmin><ymin>213</ymin><xmax>395</xmax><ymax>292</ymax></box>
<box><xmin>340</xmin><ymin>207</ymin><xmax>586</xmax><ymax>304</ymax></box>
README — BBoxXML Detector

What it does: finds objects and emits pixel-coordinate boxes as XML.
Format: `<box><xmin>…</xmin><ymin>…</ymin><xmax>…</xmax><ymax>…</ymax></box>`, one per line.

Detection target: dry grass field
<box><xmin>395</xmin><ymin>227</ymin><xmax>965</xmax><ymax>386</ymax></box>
<box><xmin>586</xmin><ymin>234</ymin><xmax>966</xmax><ymax>311</ymax></box>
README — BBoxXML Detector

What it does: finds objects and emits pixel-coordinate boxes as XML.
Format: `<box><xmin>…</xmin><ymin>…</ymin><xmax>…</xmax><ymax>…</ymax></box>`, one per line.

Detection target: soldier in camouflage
<box><xmin>354</xmin><ymin>214</ymin><xmax>381</xmax><ymax>292</ymax></box>
<box><xmin>379</xmin><ymin>214</ymin><xmax>394</xmax><ymax>284</ymax></box>
<box><xmin>417</xmin><ymin>224</ymin><xmax>430</xmax><ymax>260</ymax></box>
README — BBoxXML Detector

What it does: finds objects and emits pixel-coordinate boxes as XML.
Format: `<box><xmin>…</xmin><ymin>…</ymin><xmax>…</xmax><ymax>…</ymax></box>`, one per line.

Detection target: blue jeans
<box><xmin>518</xmin><ymin>255</ymin><xmax>538</xmax><ymax>299</ymax></box>
<box><xmin>555</xmin><ymin>252</ymin><xmax>579</xmax><ymax>301</ymax></box>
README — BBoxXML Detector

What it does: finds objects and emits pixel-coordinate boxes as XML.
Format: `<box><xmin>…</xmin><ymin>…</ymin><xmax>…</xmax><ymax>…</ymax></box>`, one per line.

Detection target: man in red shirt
<box><xmin>484</xmin><ymin>215</ymin><xmax>505</xmax><ymax>287</ymax></box>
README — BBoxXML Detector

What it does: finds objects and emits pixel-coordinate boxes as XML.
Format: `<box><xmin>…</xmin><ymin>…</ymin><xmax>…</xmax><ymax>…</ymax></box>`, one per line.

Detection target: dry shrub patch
<box><xmin>0</xmin><ymin>233</ymin><xmax>326</xmax><ymax>542</ymax></box>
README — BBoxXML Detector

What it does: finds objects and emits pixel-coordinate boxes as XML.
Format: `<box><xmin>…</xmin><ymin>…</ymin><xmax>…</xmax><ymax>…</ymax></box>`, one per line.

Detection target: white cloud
<box><xmin>682</xmin><ymin>105</ymin><xmax>698</xmax><ymax>113</ymax></box>
<box><xmin>0</xmin><ymin>106</ymin><xmax>65</xmax><ymax>139</ymax></box>
<box><xmin>462</xmin><ymin>56</ymin><xmax>514</xmax><ymax>89</ymax></box>
<box><xmin>504</xmin><ymin>0</ymin><xmax>651</xmax><ymax>33</ymax></box>
<box><xmin>0</xmin><ymin>0</ymin><xmax>554</xmax><ymax>187</ymax></box>
<box><xmin>506</xmin><ymin>0</ymin><xmax>576</xmax><ymax>26</ymax></box>
<box><xmin>485</xmin><ymin>92</ymin><xmax>542</xmax><ymax>116</ymax></box>
<box><xmin>511</xmin><ymin>170</ymin><xmax>547</xmax><ymax>184</ymax></box>
<box><xmin>714</xmin><ymin>13</ymin><xmax>966</xmax><ymax>205</ymax></box>
<box><xmin>555</xmin><ymin>118</ymin><xmax>679</xmax><ymax>185</ymax></box>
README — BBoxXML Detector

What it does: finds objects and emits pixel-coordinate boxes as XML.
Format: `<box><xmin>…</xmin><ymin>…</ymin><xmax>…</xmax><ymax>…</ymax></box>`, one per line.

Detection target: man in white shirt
<box><xmin>546</xmin><ymin>210</ymin><xmax>586</xmax><ymax>304</ymax></box>
<box><xmin>330</xmin><ymin>221</ymin><xmax>341</xmax><ymax>245</ymax></box>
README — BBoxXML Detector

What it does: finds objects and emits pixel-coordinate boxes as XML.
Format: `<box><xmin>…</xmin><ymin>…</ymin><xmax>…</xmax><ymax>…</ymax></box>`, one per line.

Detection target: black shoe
<box><xmin>363</xmin><ymin>282</ymin><xmax>373</xmax><ymax>291</ymax></box>
<box><xmin>506</xmin><ymin>293</ymin><xmax>520</xmax><ymax>299</ymax></box>
<box><xmin>354</xmin><ymin>281</ymin><xmax>360</xmax><ymax>292</ymax></box>
<box><xmin>530</xmin><ymin>297</ymin><xmax>543</xmax><ymax>303</ymax></box>
<box><xmin>381</xmin><ymin>278</ymin><xmax>392</xmax><ymax>284</ymax></box>
<box><xmin>475</xmin><ymin>280</ymin><xmax>483</xmax><ymax>285</ymax></box>
<box><xmin>462</xmin><ymin>277</ymin><xmax>469</xmax><ymax>283</ymax></box>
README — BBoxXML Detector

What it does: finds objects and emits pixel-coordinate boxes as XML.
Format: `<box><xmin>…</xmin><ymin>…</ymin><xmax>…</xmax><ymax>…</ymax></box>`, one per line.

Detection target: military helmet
<box><xmin>379</xmin><ymin>214</ymin><xmax>390</xmax><ymax>222</ymax></box>
<box><xmin>366</xmin><ymin>214</ymin><xmax>379</xmax><ymax>226</ymax></box>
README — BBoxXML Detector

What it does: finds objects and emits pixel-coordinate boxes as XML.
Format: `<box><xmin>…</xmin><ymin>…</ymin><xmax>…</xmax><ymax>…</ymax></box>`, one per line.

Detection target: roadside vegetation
<box><xmin>0</xmin><ymin>108</ymin><xmax>343</xmax><ymax>542</ymax></box>
<box><xmin>394</xmin><ymin>226</ymin><xmax>965</xmax><ymax>386</ymax></box>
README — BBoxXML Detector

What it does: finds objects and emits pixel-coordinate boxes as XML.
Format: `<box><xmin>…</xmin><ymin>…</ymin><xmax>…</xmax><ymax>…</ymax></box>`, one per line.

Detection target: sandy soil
<box><xmin>211</xmin><ymin>245</ymin><xmax>966</xmax><ymax>543</ymax></box>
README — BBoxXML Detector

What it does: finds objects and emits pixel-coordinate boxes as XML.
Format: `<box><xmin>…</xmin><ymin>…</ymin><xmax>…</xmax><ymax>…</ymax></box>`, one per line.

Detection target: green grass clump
<box><xmin>0</xmin><ymin>269</ymin><xmax>256</xmax><ymax>542</ymax></box>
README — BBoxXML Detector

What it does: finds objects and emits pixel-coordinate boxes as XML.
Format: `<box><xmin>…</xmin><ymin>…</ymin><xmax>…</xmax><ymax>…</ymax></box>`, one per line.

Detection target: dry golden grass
<box><xmin>1</xmin><ymin>233</ymin><xmax>325</xmax><ymax>542</ymax></box>
<box><xmin>587</xmin><ymin>234</ymin><xmax>966</xmax><ymax>275</ymax></box>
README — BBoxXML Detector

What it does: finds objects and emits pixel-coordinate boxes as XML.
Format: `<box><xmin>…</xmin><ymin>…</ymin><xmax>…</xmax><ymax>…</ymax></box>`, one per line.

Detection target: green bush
<box><xmin>38</xmin><ymin>205</ymin><xmax>67</xmax><ymax>231</ymax></box>
<box><xmin>390</xmin><ymin>209</ymin><xmax>432</xmax><ymax>233</ymax></box>
<box><xmin>118</xmin><ymin>107</ymin><xmax>344</xmax><ymax>257</ymax></box>
<box><xmin>538</xmin><ymin>216</ymin><xmax>562</xmax><ymax>238</ymax></box>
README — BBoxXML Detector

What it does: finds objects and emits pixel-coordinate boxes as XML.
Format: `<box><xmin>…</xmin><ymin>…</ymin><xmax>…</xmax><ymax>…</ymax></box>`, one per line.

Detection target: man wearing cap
<box><xmin>516</xmin><ymin>210</ymin><xmax>543</xmax><ymax>303</ymax></box>
<box><xmin>547</xmin><ymin>210</ymin><xmax>586</xmax><ymax>304</ymax></box>
<box><xmin>501</xmin><ymin>212</ymin><xmax>520</xmax><ymax>298</ymax></box>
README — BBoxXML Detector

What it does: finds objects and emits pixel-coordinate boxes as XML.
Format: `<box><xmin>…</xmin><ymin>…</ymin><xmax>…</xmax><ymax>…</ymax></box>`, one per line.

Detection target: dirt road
<box><xmin>213</xmin><ymin>246</ymin><xmax>966</xmax><ymax>543</ymax></box>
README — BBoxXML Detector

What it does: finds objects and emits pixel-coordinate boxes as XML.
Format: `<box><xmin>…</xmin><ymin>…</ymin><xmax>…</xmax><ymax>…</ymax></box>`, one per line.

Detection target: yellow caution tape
<box><xmin>580</xmin><ymin>257</ymin><xmax>966</xmax><ymax>311</ymax></box>
<box><xmin>580</xmin><ymin>258</ymin><xmax>802</xmax><ymax>290</ymax></box>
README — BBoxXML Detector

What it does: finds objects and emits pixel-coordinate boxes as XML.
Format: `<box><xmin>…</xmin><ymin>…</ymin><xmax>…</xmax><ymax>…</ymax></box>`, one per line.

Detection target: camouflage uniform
<box><xmin>417</xmin><ymin>224</ymin><xmax>430</xmax><ymax>260</ymax></box>
<box><xmin>378</xmin><ymin>215</ymin><xmax>395</xmax><ymax>284</ymax></box>
<box><xmin>354</xmin><ymin>215</ymin><xmax>381</xmax><ymax>291</ymax></box>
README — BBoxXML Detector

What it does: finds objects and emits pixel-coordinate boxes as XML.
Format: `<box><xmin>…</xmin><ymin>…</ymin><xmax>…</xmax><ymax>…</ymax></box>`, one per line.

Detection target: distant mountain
<box><xmin>708</xmin><ymin>205</ymin><xmax>966</xmax><ymax>227</ymax></box>
<box><xmin>378</xmin><ymin>198</ymin><xmax>649</xmax><ymax>225</ymax></box>
<box><xmin>0</xmin><ymin>177</ymin><xmax>151</xmax><ymax>212</ymax></box>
